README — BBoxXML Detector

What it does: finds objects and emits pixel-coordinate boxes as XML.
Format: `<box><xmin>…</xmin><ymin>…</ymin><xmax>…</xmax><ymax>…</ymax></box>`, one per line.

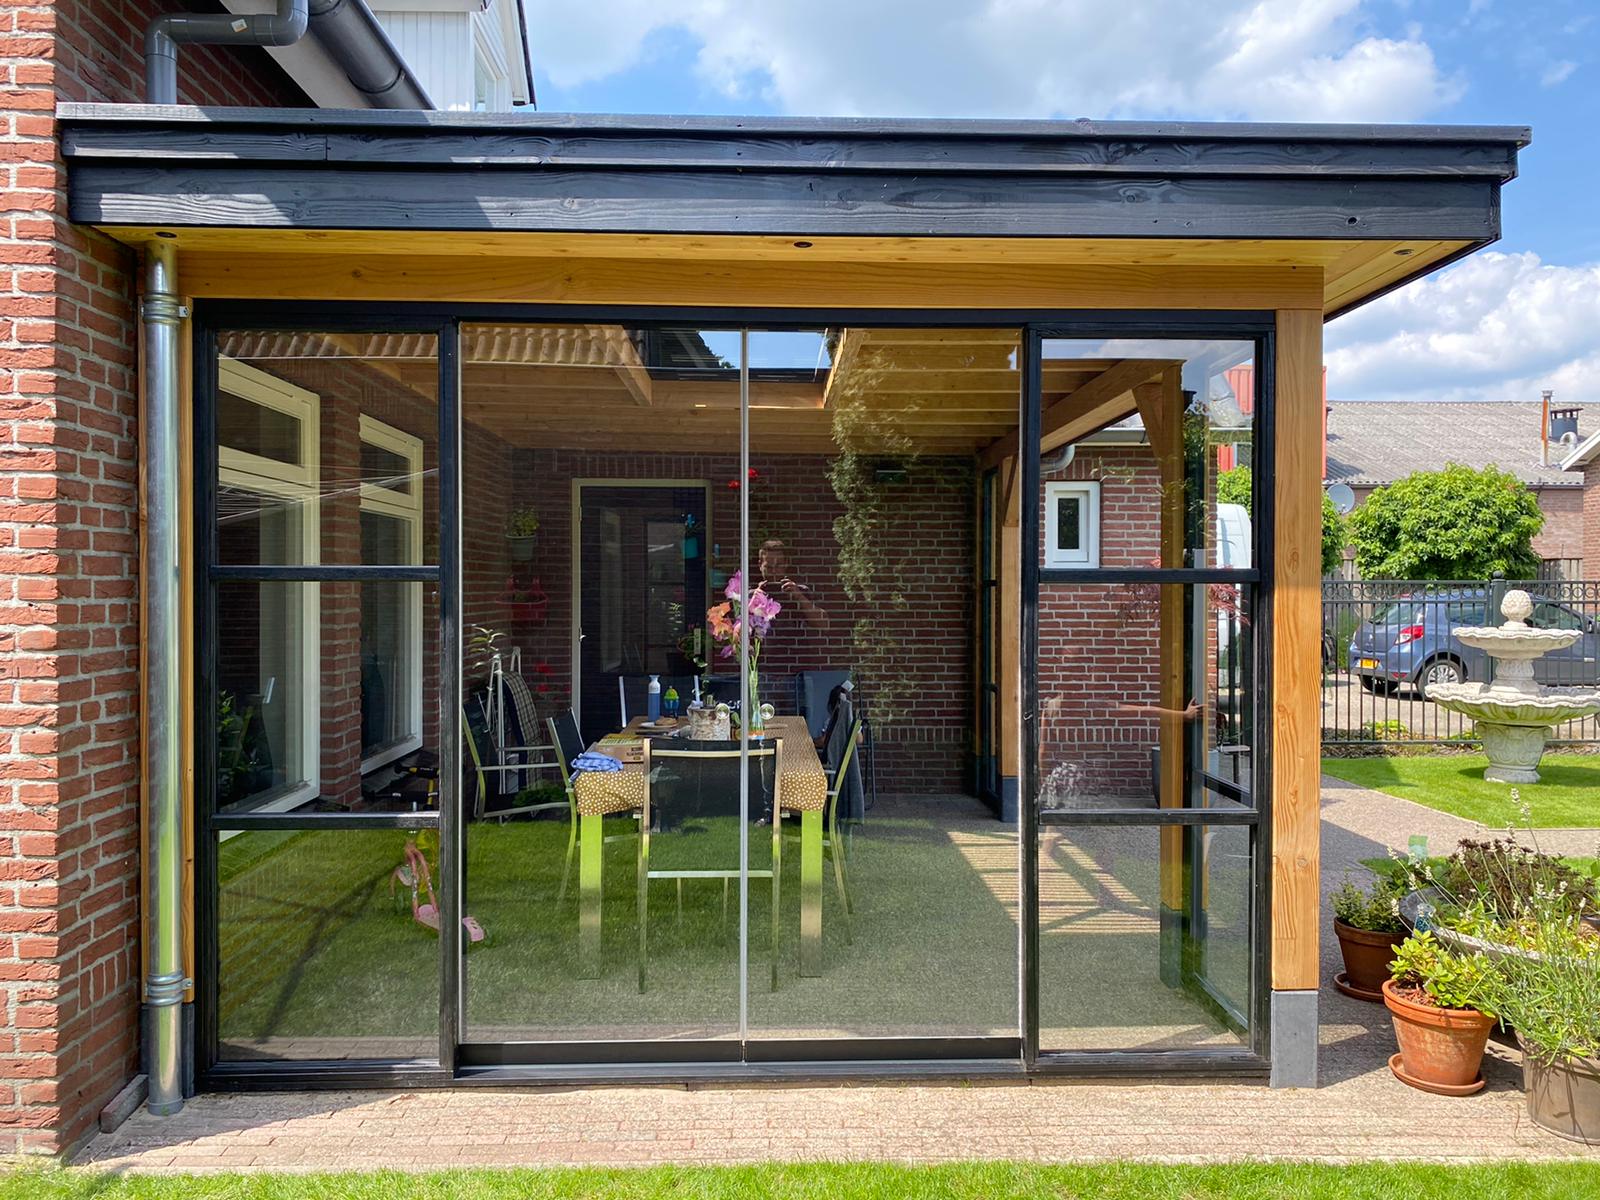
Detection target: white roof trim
<box><xmin>1560</xmin><ymin>427</ymin><xmax>1600</xmax><ymax>470</ymax></box>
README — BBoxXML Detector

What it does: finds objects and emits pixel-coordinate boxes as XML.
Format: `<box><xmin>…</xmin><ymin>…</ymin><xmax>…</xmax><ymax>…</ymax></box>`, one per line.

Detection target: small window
<box><xmin>1044</xmin><ymin>481</ymin><xmax>1100</xmax><ymax>569</ymax></box>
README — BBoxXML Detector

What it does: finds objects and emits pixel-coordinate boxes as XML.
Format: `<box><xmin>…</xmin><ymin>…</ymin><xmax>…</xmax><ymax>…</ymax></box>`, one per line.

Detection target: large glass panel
<box><xmin>216</xmin><ymin>829</ymin><xmax>438</xmax><ymax>1061</ymax></box>
<box><xmin>215</xmin><ymin>332</ymin><xmax>438</xmax><ymax>566</ymax></box>
<box><xmin>744</xmin><ymin>326</ymin><xmax>1022</xmax><ymax>1040</ymax></box>
<box><xmin>1037</xmin><ymin>339</ymin><xmax>1257</xmax><ymax>572</ymax></box>
<box><xmin>215</xmin><ymin>579</ymin><xmax>439</xmax><ymax>815</ymax></box>
<box><xmin>1038</xmin><ymin>583</ymin><xmax>1256</xmax><ymax>813</ymax></box>
<box><xmin>459</xmin><ymin>323</ymin><xmax>744</xmax><ymax>1044</ymax></box>
<box><xmin>1038</xmin><ymin>823</ymin><xmax>1251</xmax><ymax>1050</ymax></box>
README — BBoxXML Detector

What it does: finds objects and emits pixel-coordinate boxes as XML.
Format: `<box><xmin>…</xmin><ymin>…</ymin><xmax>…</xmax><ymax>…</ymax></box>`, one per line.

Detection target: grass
<box><xmin>1361</xmin><ymin>855</ymin><xmax>1600</xmax><ymax>880</ymax></box>
<box><xmin>1321</xmin><ymin>753</ymin><xmax>1600</xmax><ymax>828</ymax></box>
<box><xmin>7</xmin><ymin>1164</ymin><xmax>1600</xmax><ymax>1200</ymax></box>
<box><xmin>214</xmin><ymin>802</ymin><xmax>1250</xmax><ymax>1054</ymax></box>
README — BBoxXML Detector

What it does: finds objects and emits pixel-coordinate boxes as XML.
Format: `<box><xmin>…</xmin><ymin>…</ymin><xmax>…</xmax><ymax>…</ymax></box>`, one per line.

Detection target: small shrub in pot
<box><xmin>1331</xmin><ymin>870</ymin><xmax>1409</xmax><ymax>1001</ymax></box>
<box><xmin>1383</xmin><ymin>931</ymin><xmax>1498</xmax><ymax>1094</ymax></box>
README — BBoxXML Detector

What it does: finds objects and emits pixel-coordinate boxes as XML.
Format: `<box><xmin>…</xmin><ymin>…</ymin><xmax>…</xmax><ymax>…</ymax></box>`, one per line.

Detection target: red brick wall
<box><xmin>0</xmin><ymin>0</ymin><xmax>304</xmax><ymax>1158</ymax></box>
<box><xmin>1037</xmin><ymin>447</ymin><xmax>1165</xmax><ymax>802</ymax></box>
<box><xmin>477</xmin><ymin>449</ymin><xmax>978</xmax><ymax>791</ymax></box>
<box><xmin>1585</xmin><ymin>463</ymin><xmax>1600</xmax><ymax>580</ymax></box>
<box><xmin>1531</xmin><ymin>485</ymin><xmax>1583</xmax><ymax>571</ymax></box>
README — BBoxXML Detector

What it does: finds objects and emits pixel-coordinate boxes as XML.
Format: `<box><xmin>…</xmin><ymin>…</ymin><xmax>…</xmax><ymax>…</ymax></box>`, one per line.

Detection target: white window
<box><xmin>1044</xmin><ymin>480</ymin><xmax>1100</xmax><ymax>569</ymax></box>
<box><xmin>216</xmin><ymin>358</ymin><xmax>321</xmax><ymax>813</ymax></box>
<box><xmin>358</xmin><ymin>415</ymin><xmax>425</xmax><ymax>772</ymax></box>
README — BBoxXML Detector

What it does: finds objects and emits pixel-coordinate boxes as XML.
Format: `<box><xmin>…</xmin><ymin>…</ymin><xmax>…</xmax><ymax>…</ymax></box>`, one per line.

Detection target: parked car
<box><xmin>1348</xmin><ymin>590</ymin><xmax>1600</xmax><ymax>697</ymax></box>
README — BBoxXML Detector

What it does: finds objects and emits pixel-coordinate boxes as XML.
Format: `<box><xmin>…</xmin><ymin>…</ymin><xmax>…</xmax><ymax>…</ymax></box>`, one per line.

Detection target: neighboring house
<box><xmin>1324</xmin><ymin>401</ymin><xmax>1591</xmax><ymax>576</ymax></box>
<box><xmin>1560</xmin><ymin>429</ymin><xmax>1600</xmax><ymax>575</ymax></box>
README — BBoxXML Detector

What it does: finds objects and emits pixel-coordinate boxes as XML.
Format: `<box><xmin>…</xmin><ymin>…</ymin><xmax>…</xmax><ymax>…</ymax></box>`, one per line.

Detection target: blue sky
<box><xmin>523</xmin><ymin>0</ymin><xmax>1600</xmax><ymax>405</ymax></box>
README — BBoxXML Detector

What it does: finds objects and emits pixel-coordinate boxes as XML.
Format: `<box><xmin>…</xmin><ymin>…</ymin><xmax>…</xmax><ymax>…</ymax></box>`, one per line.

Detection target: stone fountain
<box><xmin>1427</xmin><ymin>589</ymin><xmax>1600</xmax><ymax>783</ymax></box>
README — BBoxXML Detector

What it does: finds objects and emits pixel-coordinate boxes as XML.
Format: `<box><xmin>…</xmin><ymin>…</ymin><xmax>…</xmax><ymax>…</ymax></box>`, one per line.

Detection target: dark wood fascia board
<box><xmin>58</xmin><ymin>105</ymin><xmax>1522</xmax><ymax>244</ymax></box>
<box><xmin>58</xmin><ymin>107</ymin><xmax>1528</xmax><ymax>181</ymax></box>
<box><xmin>65</xmin><ymin>165</ymin><xmax>1504</xmax><ymax>241</ymax></box>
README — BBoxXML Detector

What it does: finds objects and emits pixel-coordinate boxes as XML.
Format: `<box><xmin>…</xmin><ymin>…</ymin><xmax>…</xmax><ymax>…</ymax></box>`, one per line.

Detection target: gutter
<box><xmin>145</xmin><ymin>0</ymin><xmax>432</xmax><ymax>110</ymax></box>
<box><xmin>308</xmin><ymin>0</ymin><xmax>433</xmax><ymax>110</ymax></box>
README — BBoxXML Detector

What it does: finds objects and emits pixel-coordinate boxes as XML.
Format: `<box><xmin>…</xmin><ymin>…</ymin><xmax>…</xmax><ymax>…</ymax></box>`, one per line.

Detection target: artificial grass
<box><xmin>1321</xmin><ymin>753</ymin><xmax>1600</xmax><ymax>828</ymax></box>
<box><xmin>8</xmin><ymin>1164</ymin><xmax>1600</xmax><ymax>1200</ymax></box>
<box><xmin>213</xmin><ymin>804</ymin><xmax>1251</xmax><ymax>1055</ymax></box>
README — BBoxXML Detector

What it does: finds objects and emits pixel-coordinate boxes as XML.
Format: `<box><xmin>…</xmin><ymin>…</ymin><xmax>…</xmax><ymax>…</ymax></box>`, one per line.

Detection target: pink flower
<box><xmin>725</xmin><ymin>570</ymin><xmax>743</xmax><ymax>602</ymax></box>
<box><xmin>746</xmin><ymin>588</ymin><xmax>782</xmax><ymax>639</ymax></box>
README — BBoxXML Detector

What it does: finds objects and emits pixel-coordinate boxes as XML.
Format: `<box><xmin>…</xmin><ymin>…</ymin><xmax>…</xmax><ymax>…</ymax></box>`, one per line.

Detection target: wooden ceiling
<box><xmin>224</xmin><ymin>325</ymin><xmax>1185</xmax><ymax>459</ymax></box>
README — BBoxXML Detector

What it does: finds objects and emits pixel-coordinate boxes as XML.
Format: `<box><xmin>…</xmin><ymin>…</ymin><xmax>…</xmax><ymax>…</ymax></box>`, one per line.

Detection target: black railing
<box><xmin>1322</xmin><ymin>576</ymin><xmax>1600</xmax><ymax>747</ymax></box>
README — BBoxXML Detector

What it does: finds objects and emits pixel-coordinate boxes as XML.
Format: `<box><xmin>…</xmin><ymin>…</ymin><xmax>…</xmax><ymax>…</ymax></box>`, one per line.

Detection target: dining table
<box><xmin>572</xmin><ymin>714</ymin><xmax>829</xmax><ymax>980</ymax></box>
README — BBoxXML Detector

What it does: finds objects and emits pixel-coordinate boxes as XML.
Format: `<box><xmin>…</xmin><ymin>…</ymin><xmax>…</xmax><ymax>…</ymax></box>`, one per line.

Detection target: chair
<box><xmin>638</xmin><ymin>738</ymin><xmax>783</xmax><ymax>993</ymax></box>
<box><xmin>548</xmin><ymin>707</ymin><xmax>639</xmax><ymax>903</ymax></box>
<box><xmin>784</xmin><ymin>717</ymin><xmax>861</xmax><ymax>943</ymax></box>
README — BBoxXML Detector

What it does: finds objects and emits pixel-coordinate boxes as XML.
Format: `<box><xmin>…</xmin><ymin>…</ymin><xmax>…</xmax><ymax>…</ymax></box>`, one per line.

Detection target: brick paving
<box><xmin>71</xmin><ymin>777</ymin><xmax>1600</xmax><ymax>1173</ymax></box>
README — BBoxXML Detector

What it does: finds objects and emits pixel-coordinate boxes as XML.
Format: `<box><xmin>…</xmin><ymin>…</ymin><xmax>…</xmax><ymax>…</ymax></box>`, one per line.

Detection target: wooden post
<box><xmin>1272</xmin><ymin>310</ymin><xmax>1324</xmax><ymax>996</ymax></box>
<box><xmin>1136</xmin><ymin>371</ymin><xmax>1187</xmax><ymax>981</ymax></box>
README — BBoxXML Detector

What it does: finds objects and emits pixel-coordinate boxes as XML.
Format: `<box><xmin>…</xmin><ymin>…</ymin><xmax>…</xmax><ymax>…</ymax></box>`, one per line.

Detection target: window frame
<box><xmin>1042</xmin><ymin>479</ymin><xmax>1100</xmax><ymax>569</ymax></box>
<box><xmin>357</xmin><ymin>415</ymin><xmax>427</xmax><ymax>773</ymax></box>
<box><xmin>215</xmin><ymin>357</ymin><xmax>322</xmax><ymax>815</ymax></box>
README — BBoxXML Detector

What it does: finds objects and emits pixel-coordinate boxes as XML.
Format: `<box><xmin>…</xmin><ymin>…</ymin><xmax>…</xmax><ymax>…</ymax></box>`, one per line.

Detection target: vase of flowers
<box><xmin>706</xmin><ymin>569</ymin><xmax>780</xmax><ymax>736</ymax></box>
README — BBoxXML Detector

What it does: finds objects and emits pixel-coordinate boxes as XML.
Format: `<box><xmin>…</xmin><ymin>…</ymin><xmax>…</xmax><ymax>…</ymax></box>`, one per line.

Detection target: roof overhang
<box><xmin>58</xmin><ymin>106</ymin><xmax>1528</xmax><ymax>317</ymax></box>
<box><xmin>1560</xmin><ymin>429</ymin><xmax>1600</xmax><ymax>470</ymax></box>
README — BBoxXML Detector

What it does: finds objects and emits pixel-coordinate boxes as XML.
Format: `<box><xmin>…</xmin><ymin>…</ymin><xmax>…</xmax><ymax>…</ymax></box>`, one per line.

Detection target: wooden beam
<box><xmin>175</xmin><ymin>251</ymin><xmax>1328</xmax><ymax>311</ymax></box>
<box><xmin>981</xmin><ymin>358</ymin><xmax>1170</xmax><ymax>467</ymax></box>
<box><xmin>1272</xmin><ymin>309</ymin><xmax>1324</xmax><ymax>993</ymax></box>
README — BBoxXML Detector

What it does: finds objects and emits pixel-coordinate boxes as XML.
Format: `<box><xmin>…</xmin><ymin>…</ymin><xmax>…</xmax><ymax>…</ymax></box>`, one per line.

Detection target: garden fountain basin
<box><xmin>1425</xmin><ymin>682</ymin><xmax>1600</xmax><ymax>727</ymax></box>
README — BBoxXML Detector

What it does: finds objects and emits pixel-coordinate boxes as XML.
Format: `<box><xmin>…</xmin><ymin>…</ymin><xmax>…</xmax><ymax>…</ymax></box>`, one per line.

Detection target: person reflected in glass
<box><xmin>756</xmin><ymin>539</ymin><xmax>829</xmax><ymax>632</ymax></box>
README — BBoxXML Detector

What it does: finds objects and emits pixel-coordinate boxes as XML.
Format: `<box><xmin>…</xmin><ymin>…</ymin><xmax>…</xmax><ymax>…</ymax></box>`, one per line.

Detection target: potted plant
<box><xmin>1331</xmin><ymin>870</ymin><xmax>1409</xmax><ymax>1002</ymax></box>
<box><xmin>501</xmin><ymin>575</ymin><xmax>548</xmax><ymax>624</ymax></box>
<box><xmin>506</xmin><ymin>507</ymin><xmax>540</xmax><ymax>561</ymax></box>
<box><xmin>1383</xmin><ymin>930</ymin><xmax>1499</xmax><ymax>1095</ymax></box>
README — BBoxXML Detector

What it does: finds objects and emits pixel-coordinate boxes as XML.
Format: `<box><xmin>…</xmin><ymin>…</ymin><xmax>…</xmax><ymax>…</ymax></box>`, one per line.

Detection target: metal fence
<box><xmin>1322</xmin><ymin>576</ymin><xmax>1600</xmax><ymax>747</ymax></box>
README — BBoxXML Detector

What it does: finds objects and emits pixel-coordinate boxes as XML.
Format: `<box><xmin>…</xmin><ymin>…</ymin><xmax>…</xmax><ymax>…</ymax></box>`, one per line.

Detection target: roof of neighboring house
<box><xmin>1324</xmin><ymin>401</ymin><xmax>1593</xmax><ymax>489</ymax></box>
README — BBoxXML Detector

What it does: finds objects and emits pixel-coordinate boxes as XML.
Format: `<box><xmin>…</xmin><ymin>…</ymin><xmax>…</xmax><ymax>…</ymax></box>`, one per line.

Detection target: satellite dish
<box><xmin>1327</xmin><ymin>483</ymin><xmax>1356</xmax><ymax>515</ymax></box>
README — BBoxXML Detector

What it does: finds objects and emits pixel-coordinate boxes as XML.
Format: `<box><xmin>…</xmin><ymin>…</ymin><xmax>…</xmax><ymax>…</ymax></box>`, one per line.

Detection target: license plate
<box><xmin>1359</xmin><ymin>658</ymin><xmax>1379</xmax><ymax>670</ymax></box>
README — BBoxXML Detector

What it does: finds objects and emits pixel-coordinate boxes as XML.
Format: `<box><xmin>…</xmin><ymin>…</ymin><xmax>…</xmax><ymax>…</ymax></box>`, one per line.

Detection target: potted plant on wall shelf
<box><xmin>501</xmin><ymin>575</ymin><xmax>548</xmax><ymax>624</ymax></box>
<box><xmin>1331</xmin><ymin>869</ymin><xmax>1410</xmax><ymax>1002</ymax></box>
<box><xmin>506</xmin><ymin>508</ymin><xmax>540</xmax><ymax>562</ymax></box>
<box><xmin>1383</xmin><ymin>930</ymin><xmax>1499</xmax><ymax>1095</ymax></box>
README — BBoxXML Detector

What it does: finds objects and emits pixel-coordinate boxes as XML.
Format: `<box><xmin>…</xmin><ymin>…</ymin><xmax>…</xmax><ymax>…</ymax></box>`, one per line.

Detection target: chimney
<box><xmin>1551</xmin><ymin>405</ymin><xmax>1581</xmax><ymax>442</ymax></box>
<box><xmin>1542</xmin><ymin>389</ymin><xmax>1553</xmax><ymax>466</ymax></box>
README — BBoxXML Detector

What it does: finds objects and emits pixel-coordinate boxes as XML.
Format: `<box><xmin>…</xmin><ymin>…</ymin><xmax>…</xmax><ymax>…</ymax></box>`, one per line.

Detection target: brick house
<box><xmin>1560</xmin><ymin>427</ymin><xmax>1600</xmax><ymax>575</ymax></box>
<box><xmin>2</xmin><ymin>0</ymin><xmax>1533</xmax><ymax>1158</ymax></box>
<box><xmin>1324</xmin><ymin>400</ymin><xmax>1591</xmax><ymax>577</ymax></box>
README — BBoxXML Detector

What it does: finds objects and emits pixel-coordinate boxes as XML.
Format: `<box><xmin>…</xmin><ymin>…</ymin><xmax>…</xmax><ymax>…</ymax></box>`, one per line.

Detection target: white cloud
<box><xmin>1540</xmin><ymin>59</ymin><xmax>1578</xmax><ymax>87</ymax></box>
<box><xmin>527</xmin><ymin>0</ymin><xmax>1460</xmax><ymax>121</ymax></box>
<box><xmin>1326</xmin><ymin>252</ymin><xmax>1600</xmax><ymax>404</ymax></box>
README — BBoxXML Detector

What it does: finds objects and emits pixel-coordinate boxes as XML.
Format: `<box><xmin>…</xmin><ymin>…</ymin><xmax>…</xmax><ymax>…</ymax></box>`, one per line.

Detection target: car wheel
<box><xmin>1419</xmin><ymin>659</ymin><xmax>1464</xmax><ymax>697</ymax></box>
<box><xmin>1359</xmin><ymin>676</ymin><xmax>1397</xmax><ymax>695</ymax></box>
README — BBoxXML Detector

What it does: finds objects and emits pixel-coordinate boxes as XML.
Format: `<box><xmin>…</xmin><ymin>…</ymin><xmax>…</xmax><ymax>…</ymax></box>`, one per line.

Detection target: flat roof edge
<box><xmin>53</xmin><ymin>101</ymin><xmax>1533</xmax><ymax>149</ymax></box>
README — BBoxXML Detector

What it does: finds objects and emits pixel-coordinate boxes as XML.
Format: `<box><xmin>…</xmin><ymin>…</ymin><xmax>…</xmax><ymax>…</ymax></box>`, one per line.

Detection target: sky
<box><xmin>520</xmin><ymin>0</ymin><xmax>1600</xmax><ymax>406</ymax></box>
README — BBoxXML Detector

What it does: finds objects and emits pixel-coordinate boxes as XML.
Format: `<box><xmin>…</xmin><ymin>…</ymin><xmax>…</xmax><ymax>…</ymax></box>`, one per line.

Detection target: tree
<box><xmin>1215</xmin><ymin>464</ymin><xmax>1347</xmax><ymax>576</ymax></box>
<box><xmin>1345</xmin><ymin>462</ymin><xmax>1543</xmax><ymax>580</ymax></box>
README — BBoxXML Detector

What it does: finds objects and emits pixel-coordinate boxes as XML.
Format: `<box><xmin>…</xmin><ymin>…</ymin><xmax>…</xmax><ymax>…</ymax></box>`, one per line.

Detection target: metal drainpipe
<box><xmin>145</xmin><ymin>0</ymin><xmax>310</xmax><ymax>104</ymax></box>
<box><xmin>141</xmin><ymin>241</ymin><xmax>187</xmax><ymax>1116</ymax></box>
<box><xmin>309</xmin><ymin>0</ymin><xmax>433</xmax><ymax>109</ymax></box>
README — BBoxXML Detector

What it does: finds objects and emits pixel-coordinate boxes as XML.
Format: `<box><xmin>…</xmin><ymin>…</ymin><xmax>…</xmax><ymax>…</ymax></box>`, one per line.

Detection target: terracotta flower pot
<box><xmin>1520</xmin><ymin>1036</ymin><xmax>1600</xmax><ymax>1144</ymax></box>
<box><xmin>1333</xmin><ymin>919</ymin><xmax>1404</xmax><ymax>1001</ymax></box>
<box><xmin>1382</xmin><ymin>978</ymin><xmax>1495</xmax><ymax>1095</ymax></box>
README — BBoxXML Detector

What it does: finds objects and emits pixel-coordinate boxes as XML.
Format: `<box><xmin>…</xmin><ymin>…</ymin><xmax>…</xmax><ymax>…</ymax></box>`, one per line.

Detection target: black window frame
<box><xmin>193</xmin><ymin>301</ymin><xmax>1273</xmax><ymax>1090</ymax></box>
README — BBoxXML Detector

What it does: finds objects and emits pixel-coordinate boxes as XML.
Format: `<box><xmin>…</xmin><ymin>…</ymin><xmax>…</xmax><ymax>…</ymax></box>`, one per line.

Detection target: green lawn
<box><xmin>8</xmin><ymin>1164</ymin><xmax>1600</xmax><ymax>1200</ymax></box>
<box><xmin>1322</xmin><ymin>753</ymin><xmax>1600</xmax><ymax>828</ymax></box>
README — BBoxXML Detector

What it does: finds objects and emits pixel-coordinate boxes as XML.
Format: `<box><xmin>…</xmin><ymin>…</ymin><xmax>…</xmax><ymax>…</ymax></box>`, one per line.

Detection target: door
<box><xmin>1027</xmin><ymin>327</ymin><xmax>1268</xmax><ymax>1066</ymax></box>
<box><xmin>576</xmin><ymin>484</ymin><xmax>710</xmax><ymax>741</ymax></box>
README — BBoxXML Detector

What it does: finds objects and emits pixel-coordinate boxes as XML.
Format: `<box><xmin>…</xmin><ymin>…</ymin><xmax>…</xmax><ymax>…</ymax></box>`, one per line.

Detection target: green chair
<box><xmin>461</xmin><ymin>701</ymin><xmax>574</xmax><ymax>896</ymax></box>
<box><xmin>785</xmin><ymin>717</ymin><xmax>861</xmax><ymax>944</ymax></box>
<box><xmin>638</xmin><ymin>738</ymin><xmax>783</xmax><ymax>993</ymax></box>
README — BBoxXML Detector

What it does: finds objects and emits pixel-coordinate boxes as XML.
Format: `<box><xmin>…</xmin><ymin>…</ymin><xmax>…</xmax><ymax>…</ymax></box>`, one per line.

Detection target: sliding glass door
<box><xmin>195</xmin><ymin>308</ymin><xmax>1268</xmax><ymax>1082</ymax></box>
<box><xmin>452</xmin><ymin>321</ymin><xmax>1023</xmax><ymax>1061</ymax></box>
